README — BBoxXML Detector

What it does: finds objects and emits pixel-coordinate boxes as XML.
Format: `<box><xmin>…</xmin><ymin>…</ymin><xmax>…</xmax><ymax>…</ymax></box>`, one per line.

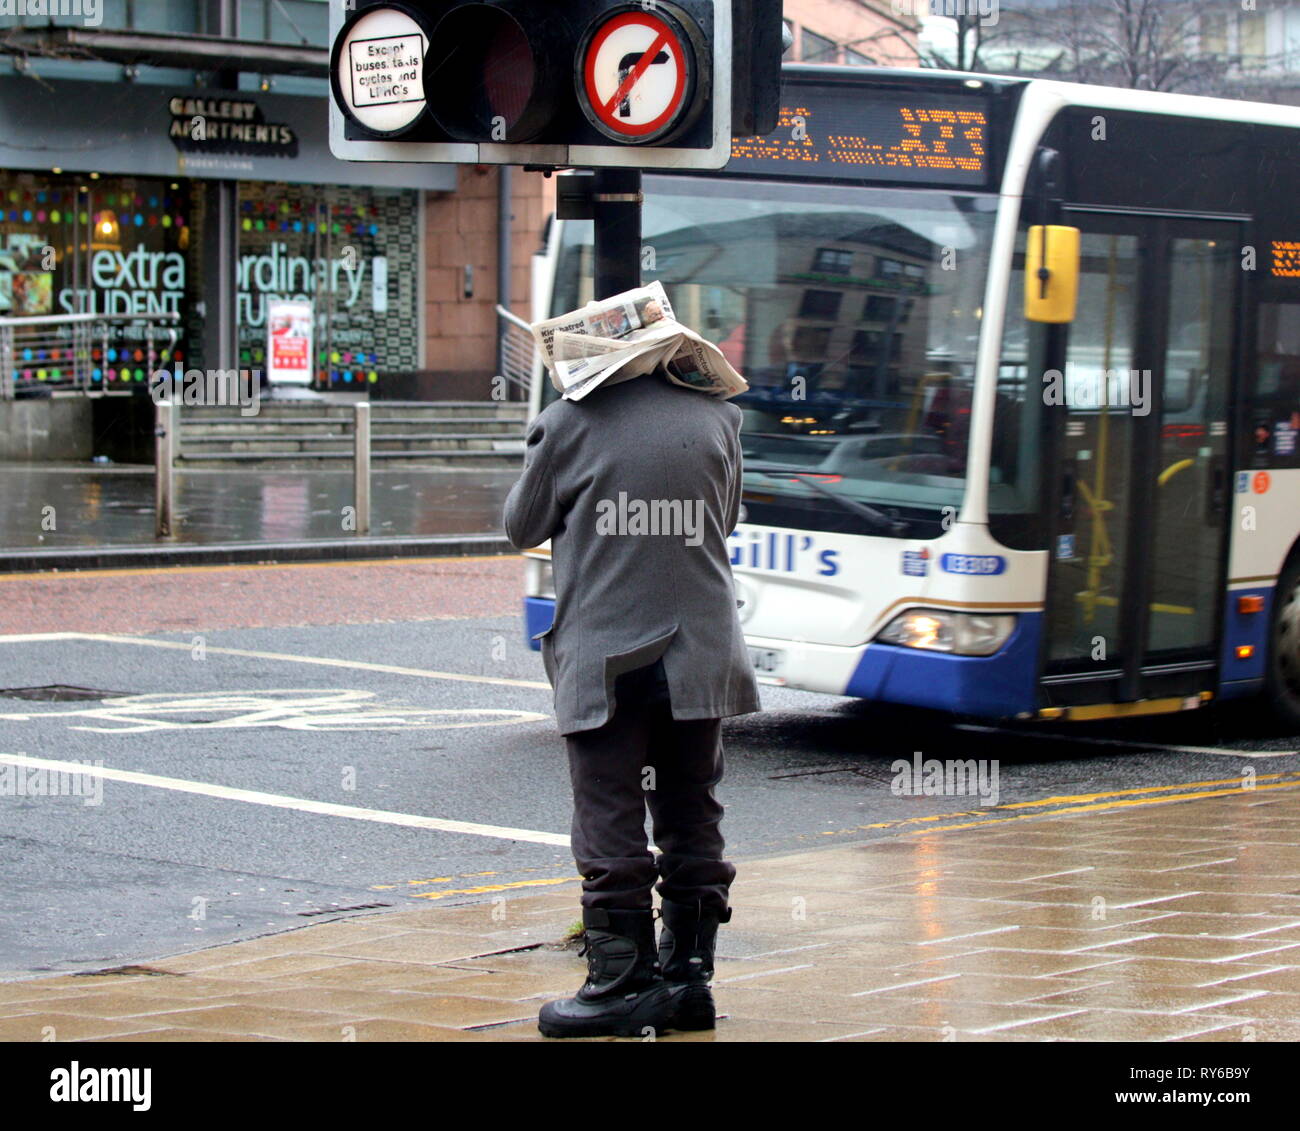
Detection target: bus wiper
<box><xmin>752</xmin><ymin>469</ymin><xmax>910</xmax><ymax>536</ymax></box>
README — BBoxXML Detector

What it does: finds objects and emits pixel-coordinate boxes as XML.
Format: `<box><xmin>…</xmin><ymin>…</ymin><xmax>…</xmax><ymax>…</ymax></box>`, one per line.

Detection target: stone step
<box><xmin>180</xmin><ymin>415</ymin><xmax>522</xmax><ymax>428</ymax></box>
<box><xmin>179</xmin><ymin>426</ymin><xmax>522</xmax><ymax>444</ymax></box>
<box><xmin>176</xmin><ymin>449</ymin><xmax>522</xmax><ymax>469</ymax></box>
<box><xmin>180</xmin><ymin>435</ymin><xmax>521</xmax><ymax>454</ymax></box>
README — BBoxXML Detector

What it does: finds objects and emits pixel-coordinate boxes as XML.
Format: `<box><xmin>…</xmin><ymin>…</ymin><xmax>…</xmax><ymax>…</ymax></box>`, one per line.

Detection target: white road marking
<box><xmin>0</xmin><ymin>752</ymin><xmax>570</xmax><ymax>847</ymax></box>
<box><xmin>957</xmin><ymin>723</ymin><xmax>1298</xmax><ymax>759</ymax></box>
<box><xmin>0</xmin><ymin>631</ymin><xmax>553</xmax><ymax>690</ymax></box>
<box><xmin>0</xmin><ymin>689</ymin><xmax>546</xmax><ymax>733</ymax></box>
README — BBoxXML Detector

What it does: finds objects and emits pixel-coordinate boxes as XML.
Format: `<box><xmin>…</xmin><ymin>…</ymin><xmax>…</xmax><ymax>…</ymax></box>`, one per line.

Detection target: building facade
<box><xmin>0</xmin><ymin>1</ymin><xmax>919</xmax><ymax>416</ymax></box>
<box><xmin>0</xmin><ymin>0</ymin><xmax>551</xmax><ymax>404</ymax></box>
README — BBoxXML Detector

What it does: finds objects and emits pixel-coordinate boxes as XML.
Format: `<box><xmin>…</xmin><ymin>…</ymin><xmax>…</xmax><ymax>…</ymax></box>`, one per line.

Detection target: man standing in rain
<box><xmin>504</xmin><ymin>360</ymin><xmax>759</xmax><ymax>1038</ymax></box>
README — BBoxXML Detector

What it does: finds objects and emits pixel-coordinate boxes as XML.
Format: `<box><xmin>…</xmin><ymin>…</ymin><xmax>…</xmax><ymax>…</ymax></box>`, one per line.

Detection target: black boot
<box><xmin>538</xmin><ymin>908</ymin><xmax>679</xmax><ymax>1038</ymax></box>
<box><xmin>657</xmin><ymin>899</ymin><xmax>731</xmax><ymax>1031</ymax></box>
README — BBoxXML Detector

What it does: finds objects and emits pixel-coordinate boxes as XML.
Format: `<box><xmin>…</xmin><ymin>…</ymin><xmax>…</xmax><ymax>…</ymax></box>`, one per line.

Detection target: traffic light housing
<box><xmin>328</xmin><ymin>1</ymin><xmax>776</xmax><ymax>170</ymax></box>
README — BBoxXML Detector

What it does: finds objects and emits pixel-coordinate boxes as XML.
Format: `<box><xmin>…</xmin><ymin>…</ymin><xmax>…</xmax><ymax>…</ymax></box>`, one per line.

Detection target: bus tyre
<box><xmin>1267</xmin><ymin>559</ymin><xmax>1300</xmax><ymax>731</ymax></box>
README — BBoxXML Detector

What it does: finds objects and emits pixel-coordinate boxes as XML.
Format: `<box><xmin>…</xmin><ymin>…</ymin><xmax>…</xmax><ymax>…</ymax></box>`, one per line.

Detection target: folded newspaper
<box><xmin>531</xmin><ymin>281</ymin><xmax>748</xmax><ymax>402</ymax></box>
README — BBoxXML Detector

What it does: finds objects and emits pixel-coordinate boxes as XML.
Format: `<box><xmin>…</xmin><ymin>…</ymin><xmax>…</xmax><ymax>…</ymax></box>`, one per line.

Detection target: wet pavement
<box><xmin>2</xmin><ymin>782</ymin><xmax>1298</xmax><ymax>1042</ymax></box>
<box><xmin>2</xmin><ymin>555</ymin><xmax>1298</xmax><ymax>1044</ymax></box>
<box><xmin>0</xmin><ymin>463</ymin><xmax>518</xmax><ymax>550</ymax></box>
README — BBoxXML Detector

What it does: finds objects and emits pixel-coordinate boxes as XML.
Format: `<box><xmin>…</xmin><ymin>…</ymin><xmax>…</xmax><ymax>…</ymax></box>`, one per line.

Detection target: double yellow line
<box><xmin>832</xmin><ymin>770</ymin><xmax>1300</xmax><ymax>838</ymax></box>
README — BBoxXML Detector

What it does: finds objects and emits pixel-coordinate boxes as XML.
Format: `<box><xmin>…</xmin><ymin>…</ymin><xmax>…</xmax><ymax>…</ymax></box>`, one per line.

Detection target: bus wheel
<box><xmin>1267</xmin><ymin>559</ymin><xmax>1300</xmax><ymax>731</ymax></box>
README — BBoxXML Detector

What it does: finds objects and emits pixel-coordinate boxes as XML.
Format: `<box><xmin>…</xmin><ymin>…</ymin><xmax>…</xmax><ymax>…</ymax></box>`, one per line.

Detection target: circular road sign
<box><xmin>577</xmin><ymin>4</ymin><xmax>706</xmax><ymax>145</ymax></box>
<box><xmin>331</xmin><ymin>5</ymin><xmax>429</xmax><ymax>136</ymax></box>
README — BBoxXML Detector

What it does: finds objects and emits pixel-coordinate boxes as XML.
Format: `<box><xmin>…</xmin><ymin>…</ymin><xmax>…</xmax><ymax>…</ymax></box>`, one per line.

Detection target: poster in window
<box><xmin>267</xmin><ymin>298</ymin><xmax>313</xmax><ymax>386</ymax></box>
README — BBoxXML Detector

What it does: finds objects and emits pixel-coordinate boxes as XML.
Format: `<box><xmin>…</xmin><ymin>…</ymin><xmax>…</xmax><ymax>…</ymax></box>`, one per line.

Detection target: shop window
<box><xmin>0</xmin><ymin>169</ymin><xmax>194</xmax><ymax>391</ymax></box>
<box><xmin>236</xmin><ymin>181</ymin><xmax>420</xmax><ymax>390</ymax></box>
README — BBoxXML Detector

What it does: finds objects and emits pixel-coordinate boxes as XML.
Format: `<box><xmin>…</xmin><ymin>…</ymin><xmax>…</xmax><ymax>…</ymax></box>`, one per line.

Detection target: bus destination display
<box><xmin>728</xmin><ymin>88</ymin><xmax>990</xmax><ymax>187</ymax></box>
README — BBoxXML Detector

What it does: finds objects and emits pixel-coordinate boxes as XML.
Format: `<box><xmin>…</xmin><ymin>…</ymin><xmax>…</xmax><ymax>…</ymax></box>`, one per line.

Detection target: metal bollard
<box><xmin>155</xmin><ymin>398</ymin><xmax>175</xmax><ymax>539</ymax></box>
<box><xmin>353</xmin><ymin>401</ymin><xmax>371</xmax><ymax>535</ymax></box>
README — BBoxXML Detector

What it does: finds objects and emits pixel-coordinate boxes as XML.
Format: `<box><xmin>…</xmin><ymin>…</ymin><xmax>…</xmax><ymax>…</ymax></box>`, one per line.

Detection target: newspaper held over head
<box><xmin>531</xmin><ymin>281</ymin><xmax>749</xmax><ymax>402</ymax></box>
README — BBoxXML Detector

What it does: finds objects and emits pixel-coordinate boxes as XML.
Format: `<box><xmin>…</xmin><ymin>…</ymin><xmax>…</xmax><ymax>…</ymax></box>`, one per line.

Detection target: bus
<box><xmin>519</xmin><ymin>64</ymin><xmax>1300</xmax><ymax>728</ymax></box>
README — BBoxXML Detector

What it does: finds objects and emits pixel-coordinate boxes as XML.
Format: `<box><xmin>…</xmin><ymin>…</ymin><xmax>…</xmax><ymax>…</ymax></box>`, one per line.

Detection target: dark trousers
<box><xmin>564</xmin><ymin>660</ymin><xmax>735</xmax><ymax>914</ymax></box>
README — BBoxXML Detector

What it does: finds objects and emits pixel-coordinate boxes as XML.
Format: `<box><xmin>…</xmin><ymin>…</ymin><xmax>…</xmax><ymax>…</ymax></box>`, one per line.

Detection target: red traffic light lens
<box><xmin>425</xmin><ymin>4</ymin><xmax>562</xmax><ymax>143</ymax></box>
<box><xmin>483</xmin><ymin>12</ymin><xmax>534</xmax><ymax>126</ymax></box>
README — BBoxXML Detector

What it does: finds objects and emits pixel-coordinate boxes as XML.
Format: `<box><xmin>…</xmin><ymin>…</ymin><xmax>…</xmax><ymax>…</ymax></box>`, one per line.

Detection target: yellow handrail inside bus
<box><xmin>1158</xmin><ymin>458</ymin><xmax>1195</xmax><ymax>487</ymax></box>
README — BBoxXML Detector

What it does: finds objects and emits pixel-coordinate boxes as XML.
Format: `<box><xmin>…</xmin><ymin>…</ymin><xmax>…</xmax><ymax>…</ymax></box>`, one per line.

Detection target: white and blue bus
<box><xmin>521</xmin><ymin>64</ymin><xmax>1300</xmax><ymax>727</ymax></box>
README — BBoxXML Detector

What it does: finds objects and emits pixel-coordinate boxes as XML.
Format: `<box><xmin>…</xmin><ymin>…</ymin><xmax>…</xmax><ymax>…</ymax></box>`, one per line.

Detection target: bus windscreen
<box><xmin>728</xmin><ymin>86</ymin><xmax>990</xmax><ymax>188</ymax></box>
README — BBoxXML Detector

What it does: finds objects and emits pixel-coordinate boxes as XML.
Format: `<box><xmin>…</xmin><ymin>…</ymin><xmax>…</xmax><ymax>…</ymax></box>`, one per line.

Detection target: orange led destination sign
<box><xmin>728</xmin><ymin>87</ymin><xmax>990</xmax><ymax>187</ymax></box>
<box><xmin>1271</xmin><ymin>240</ymin><xmax>1300</xmax><ymax>278</ymax></box>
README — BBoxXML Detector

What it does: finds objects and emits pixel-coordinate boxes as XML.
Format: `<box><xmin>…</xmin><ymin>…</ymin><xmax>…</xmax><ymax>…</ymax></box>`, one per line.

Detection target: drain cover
<box><xmin>0</xmin><ymin>685</ymin><xmax>130</xmax><ymax>702</ymax></box>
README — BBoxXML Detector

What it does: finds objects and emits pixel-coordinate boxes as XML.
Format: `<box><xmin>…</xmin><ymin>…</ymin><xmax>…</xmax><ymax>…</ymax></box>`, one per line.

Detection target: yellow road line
<box><xmin>410</xmin><ymin>876</ymin><xmax>579</xmax><ymax>900</ymax></box>
<box><xmin>995</xmin><ymin>772</ymin><xmax>1300</xmax><ymax>810</ymax></box>
<box><xmin>904</xmin><ymin>779</ymin><xmax>1300</xmax><ymax>836</ymax></box>
<box><xmin>843</xmin><ymin>771</ymin><xmax>1300</xmax><ymax>834</ymax></box>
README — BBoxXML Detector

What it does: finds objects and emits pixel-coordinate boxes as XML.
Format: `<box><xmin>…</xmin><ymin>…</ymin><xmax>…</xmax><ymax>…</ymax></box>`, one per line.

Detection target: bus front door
<box><xmin>1040</xmin><ymin>213</ymin><xmax>1239</xmax><ymax>710</ymax></box>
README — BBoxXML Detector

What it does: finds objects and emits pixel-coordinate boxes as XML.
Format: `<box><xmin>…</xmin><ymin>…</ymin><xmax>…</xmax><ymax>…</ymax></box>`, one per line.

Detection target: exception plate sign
<box><xmin>333</xmin><ymin>6</ymin><xmax>428</xmax><ymax>135</ymax></box>
<box><xmin>578</xmin><ymin>6</ymin><xmax>700</xmax><ymax>144</ymax></box>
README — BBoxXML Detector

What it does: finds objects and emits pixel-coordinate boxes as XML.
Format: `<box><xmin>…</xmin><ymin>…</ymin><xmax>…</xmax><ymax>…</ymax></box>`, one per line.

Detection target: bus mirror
<box><xmin>1025</xmin><ymin>225</ymin><xmax>1080</xmax><ymax>323</ymax></box>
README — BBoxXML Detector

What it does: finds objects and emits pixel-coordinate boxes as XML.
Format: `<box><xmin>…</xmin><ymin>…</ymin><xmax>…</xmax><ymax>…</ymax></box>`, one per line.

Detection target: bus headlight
<box><xmin>876</xmin><ymin>610</ymin><xmax>1015</xmax><ymax>656</ymax></box>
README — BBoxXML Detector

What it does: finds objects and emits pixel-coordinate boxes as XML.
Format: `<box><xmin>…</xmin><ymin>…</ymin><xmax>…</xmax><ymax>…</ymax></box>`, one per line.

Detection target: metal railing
<box><xmin>152</xmin><ymin>398</ymin><xmax>372</xmax><ymax>542</ymax></box>
<box><xmin>495</xmin><ymin>305</ymin><xmax>539</xmax><ymax>402</ymax></box>
<box><xmin>0</xmin><ymin>311</ymin><xmax>181</xmax><ymax>400</ymax></box>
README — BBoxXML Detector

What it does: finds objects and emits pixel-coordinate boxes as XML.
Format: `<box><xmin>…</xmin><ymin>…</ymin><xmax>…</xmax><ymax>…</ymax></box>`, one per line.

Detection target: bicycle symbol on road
<box><xmin>0</xmin><ymin>689</ymin><xmax>548</xmax><ymax>734</ymax></box>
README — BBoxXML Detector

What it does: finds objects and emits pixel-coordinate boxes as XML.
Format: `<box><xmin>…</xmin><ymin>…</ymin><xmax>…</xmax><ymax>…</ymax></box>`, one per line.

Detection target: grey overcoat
<box><xmin>503</xmin><ymin>371</ymin><xmax>761</xmax><ymax>735</ymax></box>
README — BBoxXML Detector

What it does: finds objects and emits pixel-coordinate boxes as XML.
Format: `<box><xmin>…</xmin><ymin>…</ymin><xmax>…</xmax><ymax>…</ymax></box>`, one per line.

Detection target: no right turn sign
<box><xmin>577</xmin><ymin>3</ymin><xmax>707</xmax><ymax>144</ymax></box>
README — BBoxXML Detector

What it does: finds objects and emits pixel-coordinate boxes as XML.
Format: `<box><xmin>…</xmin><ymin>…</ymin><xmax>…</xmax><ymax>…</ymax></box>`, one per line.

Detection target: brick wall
<box><xmin>422</xmin><ymin>166</ymin><xmax>555</xmax><ymax>400</ymax></box>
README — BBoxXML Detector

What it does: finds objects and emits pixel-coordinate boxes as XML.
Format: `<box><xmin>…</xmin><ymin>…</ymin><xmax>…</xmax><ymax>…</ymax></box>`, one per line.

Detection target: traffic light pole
<box><xmin>591</xmin><ymin>168</ymin><xmax>642</xmax><ymax>301</ymax></box>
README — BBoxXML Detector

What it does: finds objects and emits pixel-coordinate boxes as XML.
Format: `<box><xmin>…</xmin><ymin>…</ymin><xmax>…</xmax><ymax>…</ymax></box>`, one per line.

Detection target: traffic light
<box><xmin>328</xmin><ymin>1</ymin><xmax>779</xmax><ymax>170</ymax></box>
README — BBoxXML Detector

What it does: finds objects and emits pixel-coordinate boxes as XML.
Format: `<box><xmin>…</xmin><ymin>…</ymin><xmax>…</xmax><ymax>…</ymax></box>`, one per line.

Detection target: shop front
<box><xmin>0</xmin><ymin>74</ymin><xmax>445</xmax><ymax>399</ymax></box>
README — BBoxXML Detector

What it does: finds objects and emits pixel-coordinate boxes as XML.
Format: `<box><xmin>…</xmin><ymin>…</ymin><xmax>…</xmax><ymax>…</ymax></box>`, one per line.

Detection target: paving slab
<box><xmin>3</xmin><ymin>782</ymin><xmax>1298</xmax><ymax>1042</ymax></box>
